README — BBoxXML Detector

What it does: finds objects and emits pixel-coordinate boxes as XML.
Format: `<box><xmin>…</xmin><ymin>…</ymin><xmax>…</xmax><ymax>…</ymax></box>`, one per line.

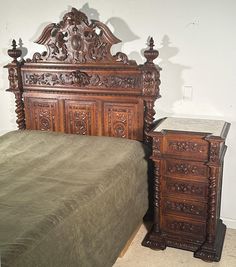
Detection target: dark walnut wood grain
<box><xmin>142</xmin><ymin>119</ymin><xmax>230</xmax><ymax>262</ymax></box>
<box><xmin>4</xmin><ymin>7</ymin><xmax>161</xmax><ymax>144</ymax></box>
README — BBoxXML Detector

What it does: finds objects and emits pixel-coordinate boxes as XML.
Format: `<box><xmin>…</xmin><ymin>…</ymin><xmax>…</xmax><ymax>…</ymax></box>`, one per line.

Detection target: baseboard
<box><xmin>222</xmin><ymin>217</ymin><xmax>236</xmax><ymax>229</ymax></box>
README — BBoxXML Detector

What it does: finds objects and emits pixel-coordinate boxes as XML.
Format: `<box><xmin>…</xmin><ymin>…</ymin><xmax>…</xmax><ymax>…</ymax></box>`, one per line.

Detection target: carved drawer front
<box><xmin>103</xmin><ymin>101</ymin><xmax>142</xmax><ymax>140</ymax></box>
<box><xmin>163</xmin><ymin>136</ymin><xmax>209</xmax><ymax>161</ymax></box>
<box><xmin>161</xmin><ymin>215</ymin><xmax>206</xmax><ymax>239</ymax></box>
<box><xmin>164</xmin><ymin>159</ymin><xmax>208</xmax><ymax>181</ymax></box>
<box><xmin>25</xmin><ymin>98</ymin><xmax>60</xmax><ymax>131</ymax></box>
<box><xmin>161</xmin><ymin>197</ymin><xmax>207</xmax><ymax>221</ymax></box>
<box><xmin>65</xmin><ymin>100</ymin><xmax>98</xmax><ymax>136</ymax></box>
<box><xmin>162</xmin><ymin>177</ymin><xmax>208</xmax><ymax>202</ymax></box>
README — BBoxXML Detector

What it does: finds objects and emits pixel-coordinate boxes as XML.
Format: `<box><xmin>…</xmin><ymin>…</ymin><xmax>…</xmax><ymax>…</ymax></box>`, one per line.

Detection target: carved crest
<box><xmin>27</xmin><ymin>8</ymin><xmax>130</xmax><ymax>64</ymax></box>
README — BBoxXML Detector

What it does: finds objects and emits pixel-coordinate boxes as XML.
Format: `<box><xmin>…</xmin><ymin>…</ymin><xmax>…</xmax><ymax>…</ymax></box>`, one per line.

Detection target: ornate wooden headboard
<box><xmin>5</xmin><ymin>7</ymin><xmax>160</xmax><ymax>144</ymax></box>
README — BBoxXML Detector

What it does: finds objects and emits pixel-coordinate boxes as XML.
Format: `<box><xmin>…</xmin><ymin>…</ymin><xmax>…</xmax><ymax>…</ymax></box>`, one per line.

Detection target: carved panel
<box><xmin>163</xmin><ymin>199</ymin><xmax>206</xmax><ymax>217</ymax></box>
<box><xmin>26</xmin><ymin>8</ymin><xmax>131</xmax><ymax>65</ymax></box>
<box><xmin>152</xmin><ymin>138</ymin><xmax>161</xmax><ymax>157</ymax></box>
<box><xmin>164</xmin><ymin>178</ymin><xmax>207</xmax><ymax>198</ymax></box>
<box><xmin>165</xmin><ymin>160</ymin><xmax>208</xmax><ymax>178</ymax></box>
<box><xmin>168</xmin><ymin>141</ymin><xmax>206</xmax><ymax>153</ymax></box>
<box><xmin>208</xmin><ymin>142</ymin><xmax>220</xmax><ymax>163</ymax></box>
<box><xmin>144</xmin><ymin>100</ymin><xmax>155</xmax><ymax>144</ymax></box>
<box><xmin>142</xmin><ymin>69</ymin><xmax>160</xmax><ymax>96</ymax></box>
<box><xmin>206</xmin><ymin>167</ymin><xmax>218</xmax><ymax>244</ymax></box>
<box><xmin>65</xmin><ymin>100</ymin><xmax>98</xmax><ymax>135</ymax></box>
<box><xmin>24</xmin><ymin>71</ymin><xmax>90</xmax><ymax>87</ymax></box>
<box><xmin>165</xmin><ymin>218</ymin><xmax>205</xmax><ymax>236</ymax></box>
<box><xmin>8</xmin><ymin>67</ymin><xmax>19</xmax><ymax>90</ymax></box>
<box><xmin>23</xmin><ymin>71</ymin><xmax>140</xmax><ymax>89</ymax></box>
<box><xmin>26</xmin><ymin>98</ymin><xmax>60</xmax><ymax>131</ymax></box>
<box><xmin>153</xmin><ymin>160</ymin><xmax>161</xmax><ymax>232</ymax></box>
<box><xmin>164</xmin><ymin>137</ymin><xmax>209</xmax><ymax>161</ymax></box>
<box><xmin>103</xmin><ymin>102</ymin><xmax>140</xmax><ymax>140</ymax></box>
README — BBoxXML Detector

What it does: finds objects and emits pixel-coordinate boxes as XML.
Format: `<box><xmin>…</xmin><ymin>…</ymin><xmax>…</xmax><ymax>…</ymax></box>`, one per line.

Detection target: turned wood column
<box><xmin>141</xmin><ymin>37</ymin><xmax>161</xmax><ymax>145</ymax></box>
<box><xmin>5</xmin><ymin>40</ymin><xmax>26</xmax><ymax>130</ymax></box>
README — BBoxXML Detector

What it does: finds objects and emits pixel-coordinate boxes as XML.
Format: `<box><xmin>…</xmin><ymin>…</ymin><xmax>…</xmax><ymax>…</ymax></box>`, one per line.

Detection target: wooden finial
<box><xmin>144</xmin><ymin>37</ymin><xmax>159</xmax><ymax>65</ymax></box>
<box><xmin>8</xmin><ymin>39</ymin><xmax>22</xmax><ymax>63</ymax></box>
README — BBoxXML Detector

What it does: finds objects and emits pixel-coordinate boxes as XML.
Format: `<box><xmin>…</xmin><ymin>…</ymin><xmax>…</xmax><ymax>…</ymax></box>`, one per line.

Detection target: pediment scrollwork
<box><xmin>26</xmin><ymin>8</ymin><xmax>130</xmax><ymax>64</ymax></box>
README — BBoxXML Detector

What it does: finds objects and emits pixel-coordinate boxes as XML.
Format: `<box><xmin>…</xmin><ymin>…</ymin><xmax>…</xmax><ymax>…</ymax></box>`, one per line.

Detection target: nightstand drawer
<box><xmin>161</xmin><ymin>197</ymin><xmax>207</xmax><ymax>221</ymax></box>
<box><xmin>164</xmin><ymin>159</ymin><xmax>208</xmax><ymax>180</ymax></box>
<box><xmin>162</xmin><ymin>177</ymin><xmax>208</xmax><ymax>201</ymax></box>
<box><xmin>161</xmin><ymin>215</ymin><xmax>206</xmax><ymax>239</ymax></box>
<box><xmin>163</xmin><ymin>135</ymin><xmax>209</xmax><ymax>161</ymax></box>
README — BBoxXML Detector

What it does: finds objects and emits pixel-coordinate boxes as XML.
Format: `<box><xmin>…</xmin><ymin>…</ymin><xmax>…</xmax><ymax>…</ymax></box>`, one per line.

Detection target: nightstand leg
<box><xmin>194</xmin><ymin>219</ymin><xmax>226</xmax><ymax>262</ymax></box>
<box><xmin>142</xmin><ymin>224</ymin><xmax>166</xmax><ymax>250</ymax></box>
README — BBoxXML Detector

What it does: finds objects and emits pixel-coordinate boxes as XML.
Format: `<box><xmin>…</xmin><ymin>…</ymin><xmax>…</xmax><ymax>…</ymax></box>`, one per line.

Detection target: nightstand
<box><xmin>142</xmin><ymin>117</ymin><xmax>230</xmax><ymax>262</ymax></box>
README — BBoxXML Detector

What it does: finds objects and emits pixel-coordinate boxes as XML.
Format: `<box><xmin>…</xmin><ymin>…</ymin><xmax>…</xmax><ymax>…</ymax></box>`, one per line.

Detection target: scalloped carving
<box><xmin>26</xmin><ymin>8</ymin><xmax>131</xmax><ymax>64</ymax></box>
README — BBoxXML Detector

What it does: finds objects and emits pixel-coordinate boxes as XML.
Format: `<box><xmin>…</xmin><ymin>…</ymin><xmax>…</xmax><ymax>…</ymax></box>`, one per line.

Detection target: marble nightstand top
<box><xmin>154</xmin><ymin>117</ymin><xmax>227</xmax><ymax>137</ymax></box>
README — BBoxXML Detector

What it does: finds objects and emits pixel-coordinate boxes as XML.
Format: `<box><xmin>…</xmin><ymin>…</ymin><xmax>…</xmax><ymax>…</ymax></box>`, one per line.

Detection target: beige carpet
<box><xmin>114</xmin><ymin>224</ymin><xmax>236</xmax><ymax>267</ymax></box>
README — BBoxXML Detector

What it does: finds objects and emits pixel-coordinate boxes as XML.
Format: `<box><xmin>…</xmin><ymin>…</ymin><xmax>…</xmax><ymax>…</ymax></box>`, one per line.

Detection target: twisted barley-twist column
<box><xmin>206</xmin><ymin>168</ymin><xmax>217</xmax><ymax>244</ymax></box>
<box><xmin>144</xmin><ymin>100</ymin><xmax>155</xmax><ymax>144</ymax></box>
<box><xmin>14</xmin><ymin>92</ymin><xmax>26</xmax><ymax>130</ymax></box>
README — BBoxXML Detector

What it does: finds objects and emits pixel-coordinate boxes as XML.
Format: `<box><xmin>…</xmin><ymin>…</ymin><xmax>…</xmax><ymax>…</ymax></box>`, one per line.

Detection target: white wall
<box><xmin>0</xmin><ymin>0</ymin><xmax>236</xmax><ymax>228</ymax></box>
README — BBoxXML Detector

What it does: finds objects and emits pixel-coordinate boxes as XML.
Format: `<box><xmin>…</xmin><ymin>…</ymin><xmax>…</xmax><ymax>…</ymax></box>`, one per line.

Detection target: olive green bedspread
<box><xmin>0</xmin><ymin>130</ymin><xmax>149</xmax><ymax>267</ymax></box>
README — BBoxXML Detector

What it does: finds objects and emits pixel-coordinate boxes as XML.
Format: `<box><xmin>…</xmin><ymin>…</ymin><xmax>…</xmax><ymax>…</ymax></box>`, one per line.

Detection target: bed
<box><xmin>1</xmin><ymin>7</ymin><xmax>160</xmax><ymax>267</ymax></box>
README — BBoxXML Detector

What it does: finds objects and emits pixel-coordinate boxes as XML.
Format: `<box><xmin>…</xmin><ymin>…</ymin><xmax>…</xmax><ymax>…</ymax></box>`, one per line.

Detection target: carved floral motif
<box><xmin>167</xmin><ymin>220</ymin><xmax>202</xmax><ymax>235</ymax></box>
<box><xmin>165</xmin><ymin>200</ymin><xmax>205</xmax><ymax>216</ymax></box>
<box><xmin>167</xmin><ymin>181</ymin><xmax>205</xmax><ymax>197</ymax></box>
<box><xmin>167</xmin><ymin>162</ymin><xmax>206</xmax><ymax>176</ymax></box>
<box><xmin>206</xmin><ymin>168</ymin><xmax>217</xmax><ymax>244</ymax></box>
<box><xmin>144</xmin><ymin>100</ymin><xmax>155</xmax><ymax>144</ymax></box>
<box><xmin>152</xmin><ymin>138</ymin><xmax>161</xmax><ymax>156</ymax></box>
<box><xmin>209</xmin><ymin>142</ymin><xmax>220</xmax><ymax>162</ymax></box>
<box><xmin>73</xmin><ymin>111</ymin><xmax>90</xmax><ymax>135</ymax></box>
<box><xmin>31</xmin><ymin>101</ymin><xmax>57</xmax><ymax>131</ymax></box>
<box><xmin>168</xmin><ymin>141</ymin><xmax>206</xmax><ymax>153</ymax></box>
<box><xmin>142</xmin><ymin>70</ymin><xmax>160</xmax><ymax>96</ymax></box>
<box><xmin>153</xmin><ymin>160</ymin><xmax>161</xmax><ymax>232</ymax></box>
<box><xmin>24</xmin><ymin>71</ymin><xmax>139</xmax><ymax>89</ymax></box>
<box><xmin>66</xmin><ymin>102</ymin><xmax>97</xmax><ymax>135</ymax></box>
<box><xmin>107</xmin><ymin>109</ymin><xmax>129</xmax><ymax>138</ymax></box>
<box><xmin>8</xmin><ymin>68</ymin><xmax>19</xmax><ymax>90</ymax></box>
<box><xmin>27</xmin><ymin>100</ymin><xmax>58</xmax><ymax>131</ymax></box>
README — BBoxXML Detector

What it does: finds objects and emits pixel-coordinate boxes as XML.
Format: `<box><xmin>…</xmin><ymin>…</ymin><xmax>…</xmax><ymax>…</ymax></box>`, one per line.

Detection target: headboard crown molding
<box><xmin>26</xmin><ymin>7</ymin><xmax>131</xmax><ymax>65</ymax></box>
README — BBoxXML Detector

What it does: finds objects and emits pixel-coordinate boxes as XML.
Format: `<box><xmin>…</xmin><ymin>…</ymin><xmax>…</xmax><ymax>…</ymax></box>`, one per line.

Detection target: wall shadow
<box><xmin>156</xmin><ymin>35</ymin><xmax>191</xmax><ymax>117</ymax></box>
<box><xmin>18</xmin><ymin>38</ymin><xmax>28</xmax><ymax>62</ymax></box>
<box><xmin>80</xmin><ymin>3</ymin><xmax>140</xmax><ymax>60</ymax></box>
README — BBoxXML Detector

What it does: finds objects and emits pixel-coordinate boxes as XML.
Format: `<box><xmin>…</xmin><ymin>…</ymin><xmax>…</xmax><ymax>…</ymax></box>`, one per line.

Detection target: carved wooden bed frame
<box><xmin>5</xmin><ymin>7</ymin><xmax>160</xmax><ymax>144</ymax></box>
